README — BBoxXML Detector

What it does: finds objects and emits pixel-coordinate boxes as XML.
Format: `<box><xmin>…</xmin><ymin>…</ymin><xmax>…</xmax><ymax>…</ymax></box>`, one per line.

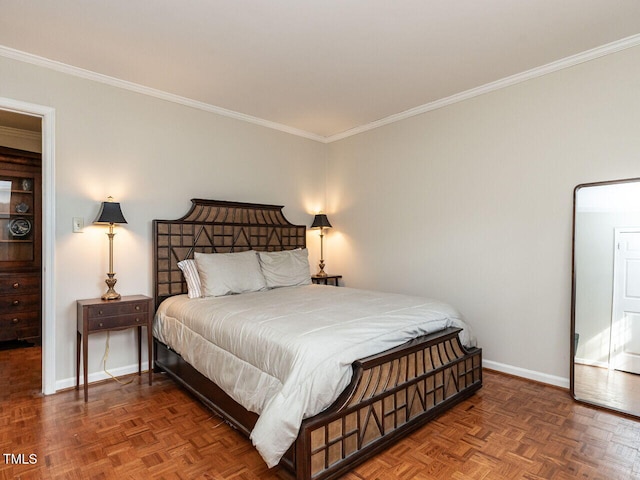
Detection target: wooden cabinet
<box><xmin>0</xmin><ymin>273</ymin><xmax>40</xmax><ymax>341</ymax></box>
<box><xmin>0</xmin><ymin>147</ymin><xmax>41</xmax><ymax>344</ymax></box>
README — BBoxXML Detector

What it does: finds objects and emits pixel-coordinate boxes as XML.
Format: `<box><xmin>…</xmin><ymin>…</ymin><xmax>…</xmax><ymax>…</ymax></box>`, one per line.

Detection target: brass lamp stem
<box><xmin>317</xmin><ymin>227</ymin><xmax>327</xmax><ymax>277</ymax></box>
<box><xmin>108</xmin><ymin>224</ymin><xmax>114</xmax><ymax>274</ymax></box>
<box><xmin>102</xmin><ymin>223</ymin><xmax>121</xmax><ymax>300</ymax></box>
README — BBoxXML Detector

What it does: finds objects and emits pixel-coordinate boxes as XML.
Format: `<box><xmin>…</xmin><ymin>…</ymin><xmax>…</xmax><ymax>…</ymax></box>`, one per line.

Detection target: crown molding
<box><xmin>0</xmin><ymin>124</ymin><xmax>42</xmax><ymax>152</ymax></box>
<box><xmin>2</xmin><ymin>33</ymin><xmax>640</xmax><ymax>145</ymax></box>
<box><xmin>0</xmin><ymin>125</ymin><xmax>41</xmax><ymax>141</ymax></box>
<box><xmin>325</xmin><ymin>33</ymin><xmax>640</xmax><ymax>143</ymax></box>
<box><xmin>0</xmin><ymin>45</ymin><xmax>326</xmax><ymax>143</ymax></box>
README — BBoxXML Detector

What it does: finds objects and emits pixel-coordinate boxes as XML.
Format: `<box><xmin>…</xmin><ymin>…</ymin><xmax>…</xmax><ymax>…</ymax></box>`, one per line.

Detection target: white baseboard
<box><xmin>57</xmin><ymin>359</ymin><xmax>568</xmax><ymax>393</ymax></box>
<box><xmin>56</xmin><ymin>361</ymin><xmax>150</xmax><ymax>392</ymax></box>
<box><xmin>483</xmin><ymin>359</ymin><xmax>570</xmax><ymax>389</ymax></box>
<box><xmin>574</xmin><ymin>357</ymin><xmax>609</xmax><ymax>369</ymax></box>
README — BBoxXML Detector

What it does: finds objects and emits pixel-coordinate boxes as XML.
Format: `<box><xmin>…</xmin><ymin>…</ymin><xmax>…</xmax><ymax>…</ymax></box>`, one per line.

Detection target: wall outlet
<box><xmin>72</xmin><ymin>217</ymin><xmax>84</xmax><ymax>233</ymax></box>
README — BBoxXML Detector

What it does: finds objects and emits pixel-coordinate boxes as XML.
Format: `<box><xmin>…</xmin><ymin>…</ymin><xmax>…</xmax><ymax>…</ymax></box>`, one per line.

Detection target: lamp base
<box><xmin>102</xmin><ymin>274</ymin><xmax>121</xmax><ymax>301</ymax></box>
<box><xmin>316</xmin><ymin>261</ymin><xmax>327</xmax><ymax>277</ymax></box>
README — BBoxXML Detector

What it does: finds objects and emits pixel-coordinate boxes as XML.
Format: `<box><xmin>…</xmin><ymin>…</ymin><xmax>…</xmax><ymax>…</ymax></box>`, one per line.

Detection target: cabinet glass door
<box><xmin>0</xmin><ymin>174</ymin><xmax>35</xmax><ymax>263</ymax></box>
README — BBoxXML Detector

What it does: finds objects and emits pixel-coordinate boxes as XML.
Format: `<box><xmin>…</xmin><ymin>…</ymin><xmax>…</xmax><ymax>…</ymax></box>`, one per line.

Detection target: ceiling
<box><xmin>1</xmin><ymin>1</ymin><xmax>639</xmax><ymax>141</ymax></box>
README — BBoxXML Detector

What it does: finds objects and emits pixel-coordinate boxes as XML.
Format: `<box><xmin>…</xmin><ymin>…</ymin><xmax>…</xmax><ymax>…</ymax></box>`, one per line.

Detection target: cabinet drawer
<box><xmin>0</xmin><ymin>293</ymin><xmax>39</xmax><ymax>311</ymax></box>
<box><xmin>87</xmin><ymin>301</ymin><xmax>148</xmax><ymax>319</ymax></box>
<box><xmin>0</xmin><ymin>312</ymin><xmax>39</xmax><ymax>341</ymax></box>
<box><xmin>0</xmin><ymin>275</ymin><xmax>39</xmax><ymax>295</ymax></box>
<box><xmin>88</xmin><ymin>313</ymin><xmax>148</xmax><ymax>331</ymax></box>
<box><xmin>15</xmin><ymin>325</ymin><xmax>40</xmax><ymax>340</ymax></box>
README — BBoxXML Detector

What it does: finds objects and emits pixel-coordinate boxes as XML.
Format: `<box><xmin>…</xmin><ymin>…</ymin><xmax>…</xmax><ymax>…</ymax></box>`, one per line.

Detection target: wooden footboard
<box><xmin>154</xmin><ymin>327</ymin><xmax>482</xmax><ymax>480</ymax></box>
<box><xmin>294</xmin><ymin>326</ymin><xmax>482</xmax><ymax>480</ymax></box>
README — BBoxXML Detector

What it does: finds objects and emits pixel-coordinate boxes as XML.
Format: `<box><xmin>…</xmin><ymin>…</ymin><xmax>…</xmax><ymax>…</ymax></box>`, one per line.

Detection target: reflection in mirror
<box><xmin>572</xmin><ymin>178</ymin><xmax>640</xmax><ymax>417</ymax></box>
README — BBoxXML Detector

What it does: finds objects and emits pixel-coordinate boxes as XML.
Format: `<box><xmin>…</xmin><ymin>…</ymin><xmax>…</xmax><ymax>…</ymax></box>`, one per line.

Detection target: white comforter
<box><xmin>153</xmin><ymin>285</ymin><xmax>474</xmax><ymax>467</ymax></box>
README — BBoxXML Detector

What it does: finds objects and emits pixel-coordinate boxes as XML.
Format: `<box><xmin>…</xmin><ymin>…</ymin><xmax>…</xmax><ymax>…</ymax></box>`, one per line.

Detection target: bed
<box><xmin>152</xmin><ymin>198</ymin><xmax>482</xmax><ymax>480</ymax></box>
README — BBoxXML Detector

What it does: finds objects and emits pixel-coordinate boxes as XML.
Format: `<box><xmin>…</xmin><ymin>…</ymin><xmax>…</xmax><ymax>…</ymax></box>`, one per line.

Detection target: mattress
<box><xmin>153</xmin><ymin>284</ymin><xmax>474</xmax><ymax>467</ymax></box>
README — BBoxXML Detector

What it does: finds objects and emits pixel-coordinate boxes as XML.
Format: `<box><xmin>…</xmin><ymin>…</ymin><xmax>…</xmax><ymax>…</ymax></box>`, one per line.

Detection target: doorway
<box><xmin>0</xmin><ymin>97</ymin><xmax>55</xmax><ymax>395</ymax></box>
<box><xmin>0</xmin><ymin>111</ymin><xmax>42</xmax><ymax>395</ymax></box>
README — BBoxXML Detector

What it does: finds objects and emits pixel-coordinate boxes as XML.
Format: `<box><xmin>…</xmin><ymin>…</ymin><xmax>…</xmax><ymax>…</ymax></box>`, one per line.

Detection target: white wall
<box><xmin>325</xmin><ymin>45</ymin><xmax>640</xmax><ymax>385</ymax></box>
<box><xmin>0</xmin><ymin>55</ymin><xmax>326</xmax><ymax>389</ymax></box>
<box><xmin>2</xmin><ymin>42</ymin><xmax>639</xmax><ymax>391</ymax></box>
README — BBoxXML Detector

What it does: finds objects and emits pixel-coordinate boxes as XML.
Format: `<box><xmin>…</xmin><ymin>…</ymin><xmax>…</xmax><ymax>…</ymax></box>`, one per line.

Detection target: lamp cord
<box><xmin>103</xmin><ymin>331</ymin><xmax>134</xmax><ymax>386</ymax></box>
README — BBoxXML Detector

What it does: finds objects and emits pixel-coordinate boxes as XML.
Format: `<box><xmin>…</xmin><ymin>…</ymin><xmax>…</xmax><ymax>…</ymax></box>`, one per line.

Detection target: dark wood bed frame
<box><xmin>152</xmin><ymin>199</ymin><xmax>482</xmax><ymax>480</ymax></box>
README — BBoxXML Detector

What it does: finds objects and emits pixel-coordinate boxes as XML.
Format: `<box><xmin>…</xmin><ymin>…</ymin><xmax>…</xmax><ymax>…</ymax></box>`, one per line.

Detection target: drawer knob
<box><xmin>98</xmin><ymin>310</ymin><xmax>103</xmax><ymax>315</ymax></box>
<box><xmin>135</xmin><ymin>305</ymin><xmax>140</xmax><ymax>311</ymax></box>
<box><xmin>11</xmin><ymin>318</ymin><xmax>19</xmax><ymax>324</ymax></box>
<box><xmin>12</xmin><ymin>283</ymin><xmax>19</xmax><ymax>289</ymax></box>
<box><xmin>12</xmin><ymin>300</ymin><xmax>19</xmax><ymax>306</ymax></box>
<box><xmin>135</xmin><ymin>318</ymin><xmax>140</xmax><ymax>322</ymax></box>
<box><xmin>99</xmin><ymin>322</ymin><xmax>104</xmax><ymax>327</ymax></box>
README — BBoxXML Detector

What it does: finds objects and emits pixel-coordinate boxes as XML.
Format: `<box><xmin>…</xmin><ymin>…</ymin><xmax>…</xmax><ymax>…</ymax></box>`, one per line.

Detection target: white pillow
<box><xmin>258</xmin><ymin>249</ymin><xmax>312</xmax><ymax>288</ymax></box>
<box><xmin>177</xmin><ymin>259</ymin><xmax>202</xmax><ymax>298</ymax></box>
<box><xmin>194</xmin><ymin>250</ymin><xmax>267</xmax><ymax>297</ymax></box>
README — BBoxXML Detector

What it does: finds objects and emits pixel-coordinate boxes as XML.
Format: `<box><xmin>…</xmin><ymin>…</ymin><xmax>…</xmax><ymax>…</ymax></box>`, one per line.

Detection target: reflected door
<box><xmin>611</xmin><ymin>230</ymin><xmax>640</xmax><ymax>374</ymax></box>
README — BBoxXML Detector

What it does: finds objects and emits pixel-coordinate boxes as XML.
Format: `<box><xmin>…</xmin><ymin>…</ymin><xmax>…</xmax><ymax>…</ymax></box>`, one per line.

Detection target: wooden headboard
<box><xmin>153</xmin><ymin>199</ymin><xmax>307</xmax><ymax>309</ymax></box>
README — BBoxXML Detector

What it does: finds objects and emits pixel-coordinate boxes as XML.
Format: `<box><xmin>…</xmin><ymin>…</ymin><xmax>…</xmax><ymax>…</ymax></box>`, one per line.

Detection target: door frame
<box><xmin>0</xmin><ymin>97</ymin><xmax>56</xmax><ymax>395</ymax></box>
<box><xmin>610</xmin><ymin>227</ymin><xmax>640</xmax><ymax>372</ymax></box>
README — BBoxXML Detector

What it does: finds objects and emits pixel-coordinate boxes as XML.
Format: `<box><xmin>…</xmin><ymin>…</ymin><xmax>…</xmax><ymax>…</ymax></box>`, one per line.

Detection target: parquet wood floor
<box><xmin>574</xmin><ymin>363</ymin><xmax>640</xmax><ymax>414</ymax></box>
<box><xmin>2</xmin><ymin>345</ymin><xmax>640</xmax><ymax>479</ymax></box>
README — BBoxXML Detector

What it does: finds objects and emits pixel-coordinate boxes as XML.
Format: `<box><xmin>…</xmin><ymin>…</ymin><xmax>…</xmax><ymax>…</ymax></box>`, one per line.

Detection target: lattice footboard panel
<box><xmin>298</xmin><ymin>328</ymin><xmax>482</xmax><ymax>480</ymax></box>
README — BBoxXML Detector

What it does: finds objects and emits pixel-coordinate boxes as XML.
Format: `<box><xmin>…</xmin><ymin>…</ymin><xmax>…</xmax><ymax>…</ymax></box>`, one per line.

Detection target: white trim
<box><xmin>41</xmin><ymin>108</ymin><xmax>56</xmax><ymax>395</ymax></box>
<box><xmin>483</xmin><ymin>359</ymin><xmax>569</xmax><ymax>389</ymax></box>
<box><xmin>0</xmin><ymin>97</ymin><xmax>56</xmax><ymax>395</ymax></box>
<box><xmin>574</xmin><ymin>357</ymin><xmax>609</xmax><ymax>369</ymax></box>
<box><xmin>61</xmin><ymin>358</ymin><xmax>562</xmax><ymax>395</ymax></box>
<box><xmin>326</xmin><ymin>33</ymin><xmax>640</xmax><ymax>142</ymax></box>
<box><xmin>55</xmin><ymin>361</ymin><xmax>150</xmax><ymax>392</ymax></box>
<box><xmin>2</xmin><ymin>34</ymin><xmax>639</xmax><ymax>144</ymax></box>
<box><xmin>0</xmin><ymin>45</ymin><xmax>326</xmax><ymax>144</ymax></box>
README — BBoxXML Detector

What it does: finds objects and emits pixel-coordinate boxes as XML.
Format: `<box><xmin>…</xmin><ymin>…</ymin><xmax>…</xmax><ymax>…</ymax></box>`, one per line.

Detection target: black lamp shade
<box><xmin>94</xmin><ymin>201</ymin><xmax>127</xmax><ymax>225</ymax></box>
<box><xmin>311</xmin><ymin>214</ymin><xmax>332</xmax><ymax>229</ymax></box>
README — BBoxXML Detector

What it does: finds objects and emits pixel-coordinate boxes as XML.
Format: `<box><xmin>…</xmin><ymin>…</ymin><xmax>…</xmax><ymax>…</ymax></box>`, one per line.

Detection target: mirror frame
<box><xmin>570</xmin><ymin>176</ymin><xmax>640</xmax><ymax>417</ymax></box>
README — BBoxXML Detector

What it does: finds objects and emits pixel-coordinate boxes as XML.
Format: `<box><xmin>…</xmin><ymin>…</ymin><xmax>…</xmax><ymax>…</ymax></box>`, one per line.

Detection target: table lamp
<box><xmin>310</xmin><ymin>213</ymin><xmax>332</xmax><ymax>277</ymax></box>
<box><xmin>94</xmin><ymin>196</ymin><xmax>127</xmax><ymax>300</ymax></box>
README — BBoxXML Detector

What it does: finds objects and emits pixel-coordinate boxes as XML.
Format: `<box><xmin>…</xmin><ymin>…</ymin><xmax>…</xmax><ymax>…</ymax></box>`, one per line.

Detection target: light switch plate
<box><xmin>72</xmin><ymin>217</ymin><xmax>84</xmax><ymax>233</ymax></box>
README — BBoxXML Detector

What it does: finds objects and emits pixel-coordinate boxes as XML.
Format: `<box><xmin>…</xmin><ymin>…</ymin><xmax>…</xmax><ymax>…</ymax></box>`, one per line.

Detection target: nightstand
<box><xmin>311</xmin><ymin>274</ymin><xmax>342</xmax><ymax>286</ymax></box>
<box><xmin>76</xmin><ymin>294</ymin><xmax>153</xmax><ymax>402</ymax></box>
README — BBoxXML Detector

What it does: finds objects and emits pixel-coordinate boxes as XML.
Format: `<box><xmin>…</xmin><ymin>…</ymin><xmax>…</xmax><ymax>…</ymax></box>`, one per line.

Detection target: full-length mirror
<box><xmin>572</xmin><ymin>178</ymin><xmax>640</xmax><ymax>416</ymax></box>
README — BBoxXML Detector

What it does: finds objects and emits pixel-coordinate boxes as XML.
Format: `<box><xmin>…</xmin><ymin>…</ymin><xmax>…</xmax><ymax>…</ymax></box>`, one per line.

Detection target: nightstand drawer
<box><xmin>0</xmin><ymin>293</ymin><xmax>39</xmax><ymax>311</ymax></box>
<box><xmin>86</xmin><ymin>301</ymin><xmax>148</xmax><ymax>319</ymax></box>
<box><xmin>0</xmin><ymin>275</ymin><xmax>40</xmax><ymax>294</ymax></box>
<box><xmin>88</xmin><ymin>313</ymin><xmax>148</xmax><ymax>331</ymax></box>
